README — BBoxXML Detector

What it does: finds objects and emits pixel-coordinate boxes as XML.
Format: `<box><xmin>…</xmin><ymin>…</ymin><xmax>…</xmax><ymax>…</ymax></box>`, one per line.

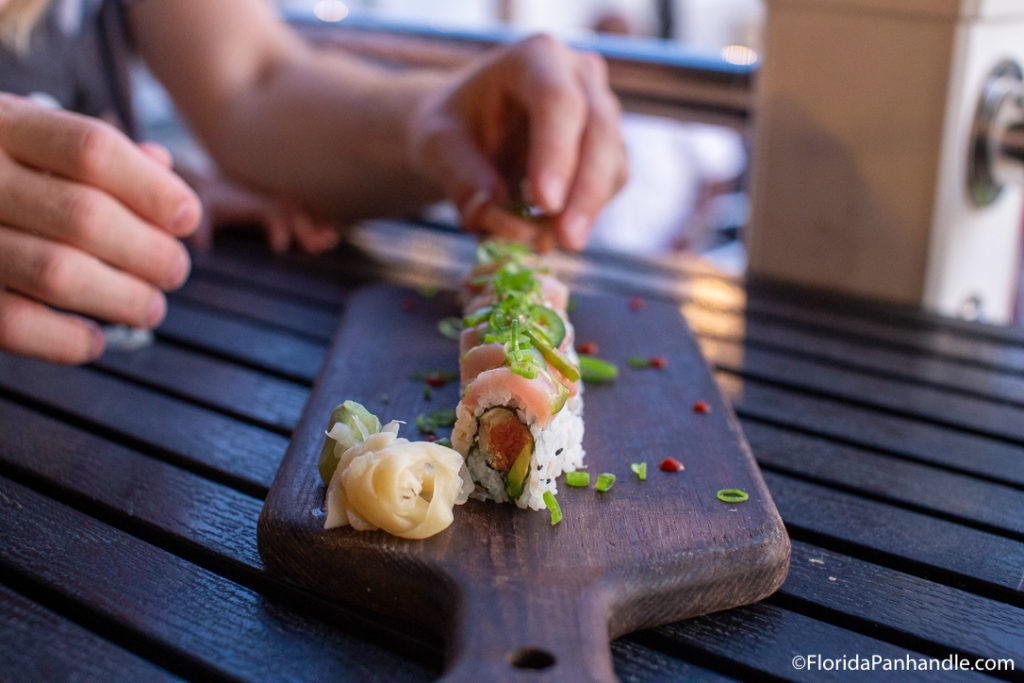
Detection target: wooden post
<box><xmin>748</xmin><ymin>0</ymin><xmax>1024</xmax><ymax>322</ymax></box>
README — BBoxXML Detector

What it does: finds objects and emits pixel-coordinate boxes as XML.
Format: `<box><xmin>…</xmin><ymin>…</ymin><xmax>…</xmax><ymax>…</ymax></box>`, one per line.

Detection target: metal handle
<box><xmin>968</xmin><ymin>59</ymin><xmax>1024</xmax><ymax>206</ymax></box>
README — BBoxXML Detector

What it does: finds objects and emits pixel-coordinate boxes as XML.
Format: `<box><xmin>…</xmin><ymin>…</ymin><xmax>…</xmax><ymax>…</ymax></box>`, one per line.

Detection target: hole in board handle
<box><xmin>506</xmin><ymin>647</ymin><xmax>556</xmax><ymax>670</ymax></box>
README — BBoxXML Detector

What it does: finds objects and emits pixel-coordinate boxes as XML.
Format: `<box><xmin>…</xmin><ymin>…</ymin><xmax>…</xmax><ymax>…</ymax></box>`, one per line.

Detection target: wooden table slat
<box><xmin>0</xmin><ymin>357</ymin><xmax>286</xmax><ymax>495</ymax></box>
<box><xmin>0</xmin><ymin>397</ymin><xmax>264</xmax><ymax>570</ymax></box>
<box><xmin>158</xmin><ymin>302</ymin><xmax>325</xmax><ymax>382</ymax></box>
<box><xmin>701</xmin><ymin>339</ymin><xmax>1024</xmax><ymax>444</ymax></box>
<box><xmin>781</xmin><ymin>541</ymin><xmax>1024</xmax><ymax>667</ymax></box>
<box><xmin>741</xmin><ymin>295</ymin><xmax>1024</xmax><ymax>374</ymax></box>
<box><xmin>715</xmin><ymin>373</ymin><xmax>1024</xmax><ymax>488</ymax></box>
<box><xmin>610</xmin><ymin>637</ymin><xmax>741</xmax><ymax>682</ymax></box>
<box><xmin>657</xmin><ymin>602</ymin><xmax>988</xmax><ymax>682</ymax></box>
<box><xmin>173</xmin><ymin>274</ymin><xmax>338</xmax><ymax>343</ymax></box>
<box><xmin>190</xmin><ymin>243</ymin><xmax>352</xmax><ymax>307</ymax></box>
<box><xmin>684</xmin><ymin>304</ymin><xmax>1024</xmax><ymax>407</ymax></box>
<box><xmin>743</xmin><ymin>421</ymin><xmax>1024</xmax><ymax>537</ymax></box>
<box><xmin>765</xmin><ymin>471</ymin><xmax>1024</xmax><ymax>600</ymax></box>
<box><xmin>746</xmin><ymin>278</ymin><xmax>1024</xmax><ymax>348</ymax></box>
<box><xmin>0</xmin><ymin>476</ymin><xmax>439</xmax><ymax>681</ymax></box>
<box><xmin>95</xmin><ymin>343</ymin><xmax>308</xmax><ymax>433</ymax></box>
<box><xmin>0</xmin><ymin>583</ymin><xmax>181</xmax><ymax>682</ymax></box>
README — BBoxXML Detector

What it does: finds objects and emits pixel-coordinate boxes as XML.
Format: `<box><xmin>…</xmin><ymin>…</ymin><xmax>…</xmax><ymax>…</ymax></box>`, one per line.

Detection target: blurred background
<box><xmin>133</xmin><ymin>0</ymin><xmax>1024</xmax><ymax>325</ymax></box>
<box><xmin>137</xmin><ymin>0</ymin><xmax>763</xmax><ymax>275</ymax></box>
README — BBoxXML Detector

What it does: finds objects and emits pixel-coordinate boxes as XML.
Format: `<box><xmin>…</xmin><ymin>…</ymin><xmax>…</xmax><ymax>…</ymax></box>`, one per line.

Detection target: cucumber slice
<box><xmin>529</xmin><ymin>305</ymin><xmax>566</xmax><ymax>347</ymax></box>
<box><xmin>505</xmin><ymin>443</ymin><xmax>533</xmax><ymax>501</ymax></box>
<box><xmin>317</xmin><ymin>401</ymin><xmax>380</xmax><ymax>485</ymax></box>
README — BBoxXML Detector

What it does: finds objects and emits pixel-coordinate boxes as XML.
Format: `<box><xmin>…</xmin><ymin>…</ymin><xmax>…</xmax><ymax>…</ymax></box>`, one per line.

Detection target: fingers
<box><xmin>508</xmin><ymin>35</ymin><xmax>587</xmax><ymax>214</ymax></box>
<box><xmin>0</xmin><ymin>226</ymin><xmax>167</xmax><ymax>330</ymax></box>
<box><xmin>292</xmin><ymin>211</ymin><xmax>341</xmax><ymax>254</ymax></box>
<box><xmin>555</xmin><ymin>53</ymin><xmax>628</xmax><ymax>250</ymax></box>
<box><xmin>475</xmin><ymin>206</ymin><xmax>558</xmax><ymax>253</ymax></box>
<box><xmin>0</xmin><ymin>94</ymin><xmax>201</xmax><ymax>237</ymax></box>
<box><xmin>0</xmin><ymin>163</ymin><xmax>190</xmax><ymax>291</ymax></box>
<box><xmin>414</xmin><ymin>118</ymin><xmax>504</xmax><ymax>232</ymax></box>
<box><xmin>0</xmin><ymin>288</ymin><xmax>105</xmax><ymax>365</ymax></box>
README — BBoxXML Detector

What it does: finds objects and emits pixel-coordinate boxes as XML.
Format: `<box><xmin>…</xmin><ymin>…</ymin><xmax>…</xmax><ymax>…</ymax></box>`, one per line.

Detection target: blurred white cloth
<box><xmin>590</xmin><ymin>112</ymin><xmax>745</xmax><ymax>255</ymax></box>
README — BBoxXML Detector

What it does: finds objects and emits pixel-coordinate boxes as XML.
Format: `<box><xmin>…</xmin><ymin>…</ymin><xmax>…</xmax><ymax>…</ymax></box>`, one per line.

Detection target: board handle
<box><xmin>442</xmin><ymin>579</ymin><xmax>615</xmax><ymax>682</ymax></box>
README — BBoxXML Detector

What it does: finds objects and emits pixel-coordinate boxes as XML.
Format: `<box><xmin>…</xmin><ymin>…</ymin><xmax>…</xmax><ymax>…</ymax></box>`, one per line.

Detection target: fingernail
<box><xmin>165</xmin><ymin>250</ymin><xmax>190</xmax><ymax>290</ymax></box>
<box><xmin>145</xmin><ymin>293</ymin><xmax>167</xmax><ymax>328</ymax></box>
<box><xmin>564</xmin><ymin>212</ymin><xmax>590</xmax><ymax>251</ymax></box>
<box><xmin>539</xmin><ymin>174</ymin><xmax>566</xmax><ymax>213</ymax></box>
<box><xmin>172</xmin><ymin>201</ymin><xmax>199</xmax><ymax>235</ymax></box>
<box><xmin>88</xmin><ymin>324</ymin><xmax>106</xmax><ymax>360</ymax></box>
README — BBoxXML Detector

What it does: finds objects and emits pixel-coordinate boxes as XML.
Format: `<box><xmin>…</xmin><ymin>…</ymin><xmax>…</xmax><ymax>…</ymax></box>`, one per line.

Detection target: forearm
<box><xmin>129</xmin><ymin>0</ymin><xmax>626</xmax><ymax>252</ymax></box>
<box><xmin>205</xmin><ymin>50</ymin><xmax>448</xmax><ymax>221</ymax></box>
<box><xmin>129</xmin><ymin>0</ymin><xmax>447</xmax><ymax>222</ymax></box>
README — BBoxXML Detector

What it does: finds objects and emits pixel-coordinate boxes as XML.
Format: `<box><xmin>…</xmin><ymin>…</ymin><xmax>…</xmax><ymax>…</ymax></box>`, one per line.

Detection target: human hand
<box><xmin>181</xmin><ymin>165</ymin><xmax>341</xmax><ymax>255</ymax></box>
<box><xmin>0</xmin><ymin>94</ymin><xmax>201</xmax><ymax>364</ymax></box>
<box><xmin>410</xmin><ymin>34</ymin><xmax>628</xmax><ymax>252</ymax></box>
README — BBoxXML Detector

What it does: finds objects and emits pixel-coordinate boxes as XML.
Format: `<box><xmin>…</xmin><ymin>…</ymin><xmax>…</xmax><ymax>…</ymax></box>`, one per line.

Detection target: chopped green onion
<box><xmin>565</xmin><ymin>471</ymin><xmax>590</xmax><ymax>487</ymax></box>
<box><xmin>630</xmin><ymin>462</ymin><xmax>647</xmax><ymax>481</ymax></box>
<box><xmin>462</xmin><ymin>306</ymin><xmax>492</xmax><ymax>327</ymax></box>
<box><xmin>542</xmin><ymin>491</ymin><xmax>562</xmax><ymax>525</ymax></box>
<box><xmin>417</xmin><ymin>285</ymin><xmax>439</xmax><ymax>298</ymax></box>
<box><xmin>716</xmin><ymin>488</ymin><xmax>749</xmax><ymax>504</ymax></box>
<box><xmin>578</xmin><ymin>355</ymin><xmax>619</xmax><ymax>383</ymax></box>
<box><xmin>380</xmin><ymin>393</ymin><xmax>390</xmax><ymax>405</ymax></box>
<box><xmin>410</xmin><ymin>370</ymin><xmax>457</xmax><ymax>382</ymax></box>
<box><xmin>429</xmin><ymin>409</ymin><xmax>457</xmax><ymax>427</ymax></box>
<box><xmin>628</xmin><ymin>356</ymin><xmax>652</xmax><ymax>369</ymax></box>
<box><xmin>415</xmin><ymin>413</ymin><xmax>433</xmax><ymax>433</ymax></box>
<box><xmin>595</xmin><ymin>473</ymin><xmax>616</xmax><ymax>492</ymax></box>
<box><xmin>423</xmin><ymin>386</ymin><xmax>432</xmax><ymax>400</ymax></box>
<box><xmin>509</xmin><ymin>363</ymin><xmax>539</xmax><ymax>380</ymax></box>
<box><xmin>438</xmin><ymin>317</ymin><xmax>463</xmax><ymax>340</ymax></box>
<box><xmin>417</xmin><ymin>409</ymin><xmax>456</xmax><ymax>434</ymax></box>
<box><xmin>565</xmin><ymin>296</ymin><xmax>578</xmax><ymax>313</ymax></box>
<box><xmin>435</xmin><ymin>437</ymin><xmax>453</xmax><ymax>448</ymax></box>
<box><xmin>524</xmin><ymin>328</ymin><xmax>580</xmax><ymax>382</ymax></box>
<box><xmin>477</xmin><ymin>241</ymin><xmax>532</xmax><ymax>264</ymax></box>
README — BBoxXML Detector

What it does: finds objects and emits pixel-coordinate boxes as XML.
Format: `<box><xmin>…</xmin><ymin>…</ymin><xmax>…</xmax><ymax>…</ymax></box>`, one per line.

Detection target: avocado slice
<box><xmin>317</xmin><ymin>401</ymin><xmax>381</xmax><ymax>485</ymax></box>
<box><xmin>505</xmin><ymin>442</ymin><xmax>533</xmax><ymax>501</ymax></box>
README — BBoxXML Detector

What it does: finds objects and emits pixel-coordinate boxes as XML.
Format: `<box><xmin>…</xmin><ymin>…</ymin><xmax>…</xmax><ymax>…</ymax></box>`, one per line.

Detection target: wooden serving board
<box><xmin>258</xmin><ymin>284</ymin><xmax>789</xmax><ymax>681</ymax></box>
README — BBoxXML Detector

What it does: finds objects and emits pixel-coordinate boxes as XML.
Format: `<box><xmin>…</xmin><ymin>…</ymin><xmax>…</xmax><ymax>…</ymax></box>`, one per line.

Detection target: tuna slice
<box><xmin>460</xmin><ymin>342</ymin><xmax>507</xmax><ymax>388</ymax></box>
<box><xmin>477</xmin><ymin>407</ymin><xmax>534</xmax><ymax>473</ymax></box>
<box><xmin>460</xmin><ymin>366</ymin><xmax>564</xmax><ymax>428</ymax></box>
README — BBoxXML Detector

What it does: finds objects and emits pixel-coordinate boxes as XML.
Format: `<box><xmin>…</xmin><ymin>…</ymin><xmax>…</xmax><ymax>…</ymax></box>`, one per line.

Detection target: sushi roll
<box><xmin>452</xmin><ymin>242</ymin><xmax>585</xmax><ymax>510</ymax></box>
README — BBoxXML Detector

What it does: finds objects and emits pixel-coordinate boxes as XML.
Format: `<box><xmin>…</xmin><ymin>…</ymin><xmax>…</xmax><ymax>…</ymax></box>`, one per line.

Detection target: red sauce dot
<box><xmin>577</xmin><ymin>341</ymin><xmax>599</xmax><ymax>355</ymax></box>
<box><xmin>425</xmin><ymin>374</ymin><xmax>448</xmax><ymax>388</ymax></box>
<box><xmin>629</xmin><ymin>296</ymin><xmax>646</xmax><ymax>311</ymax></box>
<box><xmin>425</xmin><ymin>434</ymin><xmax>439</xmax><ymax>442</ymax></box>
<box><xmin>650</xmin><ymin>356</ymin><xmax>667</xmax><ymax>369</ymax></box>
<box><xmin>400</xmin><ymin>299</ymin><xmax>417</xmax><ymax>312</ymax></box>
<box><xmin>693</xmin><ymin>400</ymin><xmax>711</xmax><ymax>414</ymax></box>
<box><xmin>659</xmin><ymin>457</ymin><xmax>684</xmax><ymax>472</ymax></box>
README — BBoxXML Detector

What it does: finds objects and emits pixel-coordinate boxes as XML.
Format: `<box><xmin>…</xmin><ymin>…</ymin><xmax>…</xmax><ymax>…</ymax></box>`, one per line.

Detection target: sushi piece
<box><xmin>452</xmin><ymin>242</ymin><xmax>585</xmax><ymax>510</ymax></box>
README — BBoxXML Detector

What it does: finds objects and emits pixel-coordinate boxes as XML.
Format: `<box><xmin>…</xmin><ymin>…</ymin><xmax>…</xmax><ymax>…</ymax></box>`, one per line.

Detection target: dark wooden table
<box><xmin>1</xmin><ymin>220</ymin><xmax>1022</xmax><ymax>682</ymax></box>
